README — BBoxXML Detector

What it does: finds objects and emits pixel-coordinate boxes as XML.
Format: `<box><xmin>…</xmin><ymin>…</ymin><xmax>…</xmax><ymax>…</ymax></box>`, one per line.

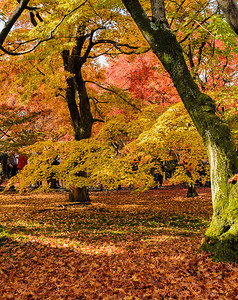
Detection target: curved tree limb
<box><xmin>0</xmin><ymin>0</ymin><xmax>30</xmax><ymax>46</ymax></box>
<box><xmin>85</xmin><ymin>80</ymin><xmax>142</xmax><ymax>112</ymax></box>
<box><xmin>93</xmin><ymin>39</ymin><xmax>139</xmax><ymax>54</ymax></box>
<box><xmin>0</xmin><ymin>0</ymin><xmax>88</xmax><ymax>55</ymax></box>
<box><xmin>90</xmin><ymin>96</ymin><xmax>105</xmax><ymax>122</ymax></box>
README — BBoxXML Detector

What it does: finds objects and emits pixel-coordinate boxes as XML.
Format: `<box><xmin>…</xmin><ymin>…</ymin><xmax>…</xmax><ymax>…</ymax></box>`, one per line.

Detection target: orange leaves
<box><xmin>0</xmin><ymin>0</ymin><xmax>7</xmax><ymax>11</ymax></box>
<box><xmin>1</xmin><ymin>186</ymin><xmax>236</xmax><ymax>299</ymax></box>
<box><xmin>105</xmin><ymin>52</ymin><xmax>180</xmax><ymax>107</ymax></box>
<box><xmin>228</xmin><ymin>173</ymin><xmax>238</xmax><ymax>184</ymax></box>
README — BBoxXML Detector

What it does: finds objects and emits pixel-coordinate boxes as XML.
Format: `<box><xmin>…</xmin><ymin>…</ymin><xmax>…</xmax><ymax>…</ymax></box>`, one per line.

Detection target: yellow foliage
<box><xmin>125</xmin><ymin>103</ymin><xmax>210</xmax><ymax>185</ymax></box>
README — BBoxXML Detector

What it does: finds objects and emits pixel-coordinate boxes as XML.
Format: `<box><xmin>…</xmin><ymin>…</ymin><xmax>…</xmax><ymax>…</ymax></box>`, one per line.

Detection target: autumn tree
<box><xmin>120</xmin><ymin>0</ymin><xmax>238</xmax><ymax>262</ymax></box>
<box><xmin>0</xmin><ymin>0</ymin><xmax>149</xmax><ymax>202</ymax></box>
<box><xmin>124</xmin><ymin>103</ymin><xmax>210</xmax><ymax>194</ymax></box>
<box><xmin>58</xmin><ymin>1</ymin><xmax>145</xmax><ymax>202</ymax></box>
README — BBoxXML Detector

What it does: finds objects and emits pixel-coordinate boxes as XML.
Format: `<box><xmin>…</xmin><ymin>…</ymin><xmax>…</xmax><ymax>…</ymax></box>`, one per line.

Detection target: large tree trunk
<box><xmin>187</xmin><ymin>182</ymin><xmax>198</xmax><ymax>198</ymax></box>
<box><xmin>216</xmin><ymin>0</ymin><xmax>238</xmax><ymax>35</ymax></box>
<box><xmin>62</xmin><ymin>39</ymin><xmax>94</xmax><ymax>205</ymax></box>
<box><xmin>62</xmin><ymin>50</ymin><xmax>82</xmax><ymax>141</ymax></box>
<box><xmin>69</xmin><ymin>185</ymin><xmax>90</xmax><ymax>204</ymax></box>
<box><xmin>122</xmin><ymin>0</ymin><xmax>238</xmax><ymax>262</ymax></box>
<box><xmin>0</xmin><ymin>154</ymin><xmax>8</xmax><ymax>185</ymax></box>
<box><xmin>75</xmin><ymin>71</ymin><xmax>94</xmax><ymax>140</ymax></box>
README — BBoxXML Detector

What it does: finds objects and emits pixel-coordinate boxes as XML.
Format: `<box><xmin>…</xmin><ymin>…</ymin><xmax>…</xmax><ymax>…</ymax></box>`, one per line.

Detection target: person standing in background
<box><xmin>7</xmin><ymin>153</ymin><xmax>18</xmax><ymax>178</ymax></box>
<box><xmin>17</xmin><ymin>154</ymin><xmax>28</xmax><ymax>172</ymax></box>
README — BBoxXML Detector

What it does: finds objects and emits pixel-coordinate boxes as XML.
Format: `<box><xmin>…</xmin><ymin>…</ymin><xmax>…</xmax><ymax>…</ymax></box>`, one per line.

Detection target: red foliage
<box><xmin>105</xmin><ymin>52</ymin><xmax>181</xmax><ymax>106</ymax></box>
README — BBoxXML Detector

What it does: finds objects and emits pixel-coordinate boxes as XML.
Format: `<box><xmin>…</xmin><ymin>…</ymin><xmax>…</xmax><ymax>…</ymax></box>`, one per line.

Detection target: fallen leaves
<box><xmin>0</xmin><ymin>186</ymin><xmax>237</xmax><ymax>299</ymax></box>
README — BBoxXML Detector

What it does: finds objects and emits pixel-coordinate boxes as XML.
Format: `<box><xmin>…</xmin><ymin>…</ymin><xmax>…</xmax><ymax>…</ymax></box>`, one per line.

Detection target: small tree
<box><xmin>124</xmin><ymin>103</ymin><xmax>210</xmax><ymax>193</ymax></box>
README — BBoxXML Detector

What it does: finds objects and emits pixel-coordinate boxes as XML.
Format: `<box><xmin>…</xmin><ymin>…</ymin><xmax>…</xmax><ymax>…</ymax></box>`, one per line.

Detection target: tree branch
<box><xmin>0</xmin><ymin>0</ymin><xmax>89</xmax><ymax>55</ymax></box>
<box><xmin>93</xmin><ymin>39</ymin><xmax>139</xmax><ymax>54</ymax></box>
<box><xmin>16</xmin><ymin>0</ymin><xmax>39</xmax><ymax>11</ymax></box>
<box><xmin>85</xmin><ymin>80</ymin><xmax>142</xmax><ymax>112</ymax></box>
<box><xmin>151</xmin><ymin>0</ymin><xmax>169</xmax><ymax>27</ymax></box>
<box><xmin>90</xmin><ymin>96</ymin><xmax>105</xmax><ymax>121</ymax></box>
<box><xmin>0</xmin><ymin>0</ymin><xmax>30</xmax><ymax>46</ymax></box>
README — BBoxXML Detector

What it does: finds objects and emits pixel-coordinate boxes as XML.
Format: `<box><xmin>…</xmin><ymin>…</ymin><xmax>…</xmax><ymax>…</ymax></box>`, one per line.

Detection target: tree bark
<box><xmin>0</xmin><ymin>154</ymin><xmax>8</xmax><ymax>185</ymax></box>
<box><xmin>122</xmin><ymin>0</ymin><xmax>238</xmax><ymax>262</ymax></box>
<box><xmin>75</xmin><ymin>71</ymin><xmax>94</xmax><ymax>140</ymax></box>
<box><xmin>62</xmin><ymin>50</ymin><xmax>81</xmax><ymax>141</ymax></box>
<box><xmin>61</xmin><ymin>34</ymin><xmax>94</xmax><ymax>204</ymax></box>
<box><xmin>216</xmin><ymin>0</ymin><xmax>238</xmax><ymax>34</ymax></box>
<box><xmin>187</xmin><ymin>182</ymin><xmax>198</xmax><ymax>198</ymax></box>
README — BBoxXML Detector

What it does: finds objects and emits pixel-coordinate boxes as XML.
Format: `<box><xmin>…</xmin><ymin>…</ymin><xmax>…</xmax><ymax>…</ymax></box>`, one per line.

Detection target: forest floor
<box><xmin>0</xmin><ymin>185</ymin><xmax>238</xmax><ymax>299</ymax></box>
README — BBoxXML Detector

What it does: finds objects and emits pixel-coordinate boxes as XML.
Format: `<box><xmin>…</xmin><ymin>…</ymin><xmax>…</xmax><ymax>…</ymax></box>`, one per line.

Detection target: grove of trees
<box><xmin>0</xmin><ymin>0</ymin><xmax>238</xmax><ymax>262</ymax></box>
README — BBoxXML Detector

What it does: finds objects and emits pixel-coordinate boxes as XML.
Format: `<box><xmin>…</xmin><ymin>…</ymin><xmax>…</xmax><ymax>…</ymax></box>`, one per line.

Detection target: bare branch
<box><xmin>90</xmin><ymin>96</ymin><xmax>105</xmax><ymax>121</ymax></box>
<box><xmin>93</xmin><ymin>39</ymin><xmax>139</xmax><ymax>52</ymax></box>
<box><xmin>85</xmin><ymin>80</ymin><xmax>142</xmax><ymax>112</ymax></box>
<box><xmin>93</xmin><ymin>118</ymin><xmax>105</xmax><ymax>123</ymax></box>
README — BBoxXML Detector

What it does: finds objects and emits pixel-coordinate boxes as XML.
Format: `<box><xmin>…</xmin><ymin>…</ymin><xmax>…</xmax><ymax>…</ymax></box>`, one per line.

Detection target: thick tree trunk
<box><xmin>69</xmin><ymin>186</ymin><xmax>90</xmax><ymax>204</ymax></box>
<box><xmin>187</xmin><ymin>182</ymin><xmax>198</xmax><ymax>198</ymax></box>
<box><xmin>216</xmin><ymin>0</ymin><xmax>238</xmax><ymax>35</ymax></box>
<box><xmin>122</xmin><ymin>0</ymin><xmax>238</xmax><ymax>262</ymax></box>
<box><xmin>62</xmin><ymin>50</ymin><xmax>82</xmax><ymax>141</ymax></box>
<box><xmin>62</xmin><ymin>40</ymin><xmax>94</xmax><ymax>204</ymax></box>
<box><xmin>75</xmin><ymin>71</ymin><xmax>94</xmax><ymax>140</ymax></box>
<box><xmin>201</xmin><ymin>158</ymin><xmax>238</xmax><ymax>262</ymax></box>
<box><xmin>0</xmin><ymin>154</ymin><xmax>8</xmax><ymax>185</ymax></box>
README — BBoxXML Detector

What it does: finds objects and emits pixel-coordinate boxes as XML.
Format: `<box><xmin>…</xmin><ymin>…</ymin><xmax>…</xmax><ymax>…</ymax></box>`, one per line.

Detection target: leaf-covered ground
<box><xmin>0</xmin><ymin>185</ymin><xmax>238</xmax><ymax>299</ymax></box>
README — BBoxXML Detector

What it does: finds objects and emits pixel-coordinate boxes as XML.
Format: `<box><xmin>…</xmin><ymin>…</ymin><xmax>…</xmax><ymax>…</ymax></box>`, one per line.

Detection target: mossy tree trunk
<box><xmin>216</xmin><ymin>0</ymin><xmax>238</xmax><ymax>35</ymax></box>
<box><xmin>122</xmin><ymin>0</ymin><xmax>238</xmax><ymax>262</ymax></box>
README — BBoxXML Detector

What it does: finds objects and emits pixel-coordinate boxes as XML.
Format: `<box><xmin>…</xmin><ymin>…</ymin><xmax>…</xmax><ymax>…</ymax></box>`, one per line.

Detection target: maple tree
<box><xmin>105</xmin><ymin>52</ymin><xmax>180</xmax><ymax>107</ymax></box>
<box><xmin>123</xmin><ymin>103</ymin><xmax>210</xmax><ymax>193</ymax></box>
<box><xmin>1</xmin><ymin>0</ymin><xmax>150</xmax><ymax>203</ymax></box>
<box><xmin>0</xmin><ymin>58</ymin><xmax>67</xmax><ymax>142</ymax></box>
<box><xmin>0</xmin><ymin>0</ymin><xmax>147</xmax><ymax>203</ymax></box>
<box><xmin>59</xmin><ymin>1</ymin><xmax>146</xmax><ymax>202</ymax></box>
